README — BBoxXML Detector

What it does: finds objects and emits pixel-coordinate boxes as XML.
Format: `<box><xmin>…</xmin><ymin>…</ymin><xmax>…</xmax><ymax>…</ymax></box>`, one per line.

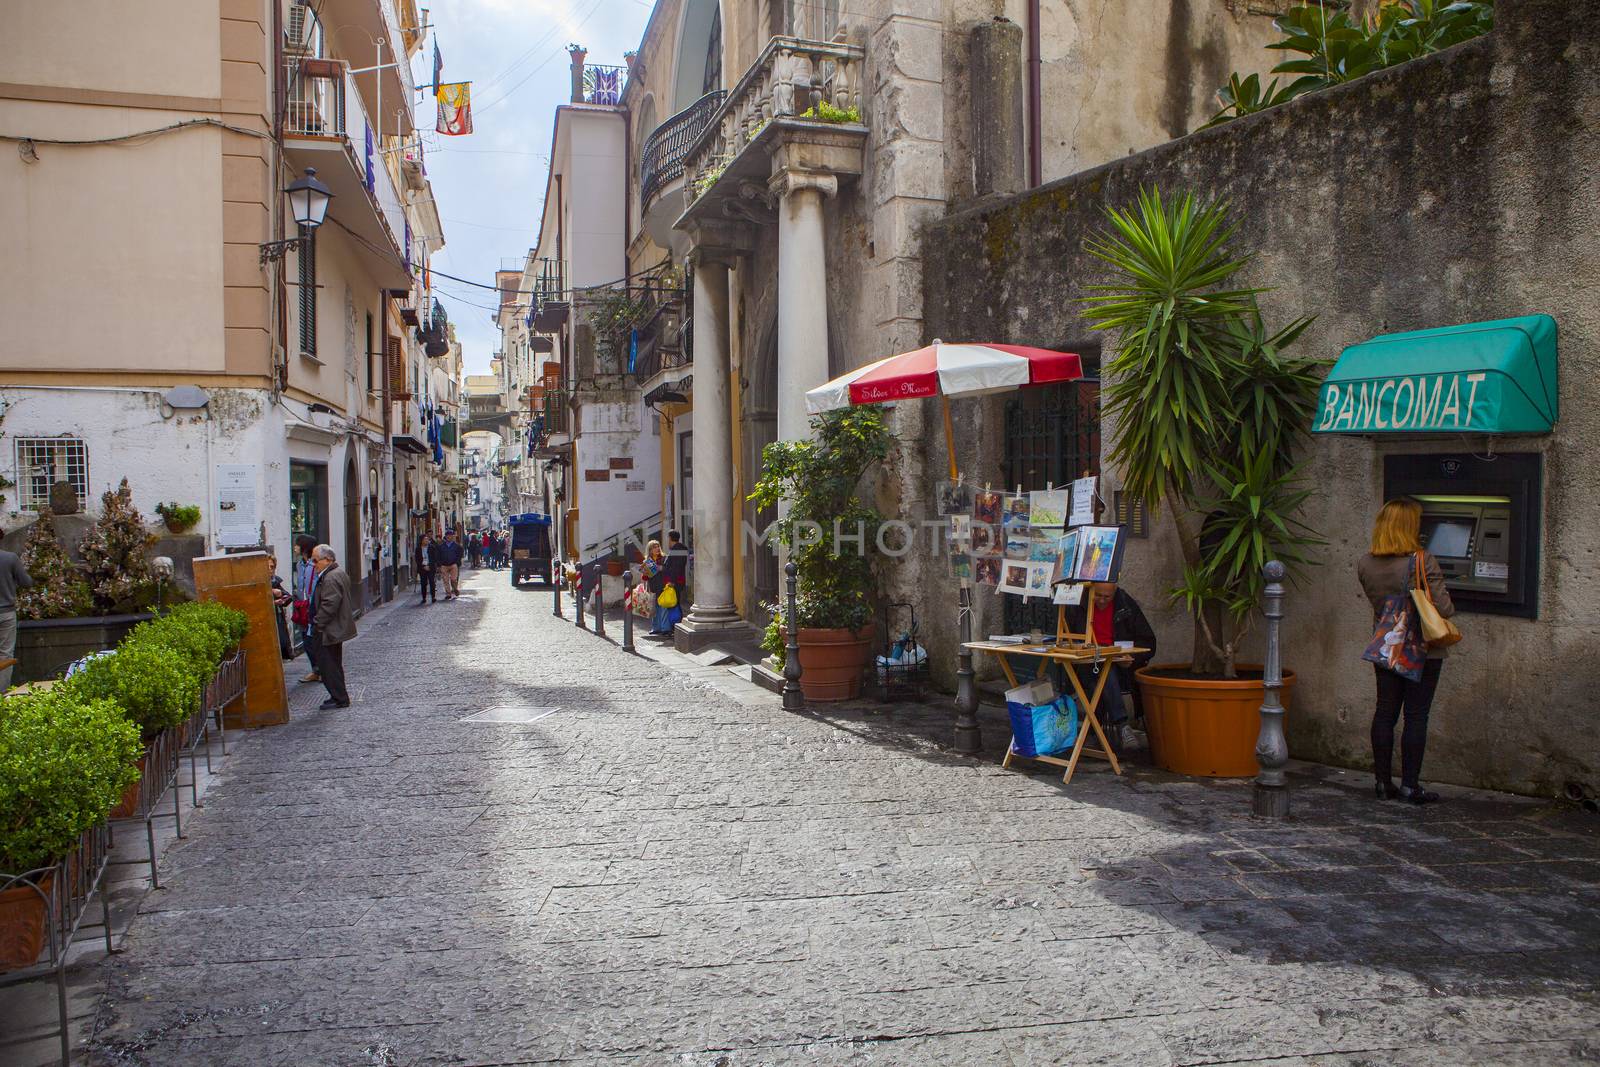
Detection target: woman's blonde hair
<box><xmin>1371</xmin><ymin>498</ymin><xmax>1423</xmax><ymax>556</ymax></box>
<box><xmin>646</xmin><ymin>539</ymin><xmax>663</xmax><ymax>557</ymax></box>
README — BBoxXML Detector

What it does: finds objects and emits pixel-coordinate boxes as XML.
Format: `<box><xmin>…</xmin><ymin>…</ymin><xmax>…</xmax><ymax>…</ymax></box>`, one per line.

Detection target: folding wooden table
<box><xmin>963</xmin><ymin>639</ymin><xmax>1148</xmax><ymax>784</ymax></box>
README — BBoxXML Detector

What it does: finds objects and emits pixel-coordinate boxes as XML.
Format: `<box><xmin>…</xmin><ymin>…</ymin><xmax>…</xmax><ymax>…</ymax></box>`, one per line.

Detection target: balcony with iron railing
<box><xmin>283</xmin><ymin>57</ymin><xmax>411</xmax><ymax>287</ymax></box>
<box><xmin>629</xmin><ymin>283</ymin><xmax>689</xmax><ymax>385</ymax></box>
<box><xmin>639</xmin><ymin>90</ymin><xmax>725</xmax><ymax>244</ymax></box>
<box><xmin>581</xmin><ymin>64</ymin><xmax>628</xmax><ymax>105</ymax></box>
<box><xmin>532</xmin><ymin>258</ymin><xmax>568</xmax><ymax>331</ymax></box>
<box><xmin>680</xmin><ymin>37</ymin><xmax>866</xmax><ymax>227</ymax></box>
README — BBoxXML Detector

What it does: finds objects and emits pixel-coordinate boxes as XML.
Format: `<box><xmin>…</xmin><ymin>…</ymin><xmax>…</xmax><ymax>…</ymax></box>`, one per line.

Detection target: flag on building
<box><xmin>437</xmin><ymin>82</ymin><xmax>472</xmax><ymax>136</ymax></box>
<box><xmin>432</xmin><ymin>43</ymin><xmax>444</xmax><ymax>99</ymax></box>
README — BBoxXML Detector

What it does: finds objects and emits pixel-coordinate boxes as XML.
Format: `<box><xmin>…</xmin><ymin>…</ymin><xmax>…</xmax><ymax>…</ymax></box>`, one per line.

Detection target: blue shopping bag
<box><xmin>1007</xmin><ymin>694</ymin><xmax>1080</xmax><ymax>757</ymax></box>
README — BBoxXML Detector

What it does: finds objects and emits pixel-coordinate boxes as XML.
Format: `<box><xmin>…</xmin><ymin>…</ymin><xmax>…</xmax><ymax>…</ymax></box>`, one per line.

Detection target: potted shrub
<box><xmin>749</xmin><ymin>407</ymin><xmax>893</xmax><ymax>701</ymax></box>
<box><xmin>1083</xmin><ymin>188</ymin><xmax>1324</xmax><ymax>776</ymax></box>
<box><xmin>0</xmin><ymin>687</ymin><xmax>140</xmax><ymax>971</ymax></box>
<box><xmin>154</xmin><ymin>502</ymin><xmax>201</xmax><ymax>534</ymax></box>
<box><xmin>61</xmin><ymin>638</ymin><xmax>200</xmax><ymax>818</ymax></box>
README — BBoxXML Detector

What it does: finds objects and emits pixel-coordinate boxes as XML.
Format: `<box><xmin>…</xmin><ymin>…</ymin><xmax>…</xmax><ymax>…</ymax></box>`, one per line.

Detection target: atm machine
<box><xmin>1384</xmin><ymin>453</ymin><xmax>1540</xmax><ymax>618</ymax></box>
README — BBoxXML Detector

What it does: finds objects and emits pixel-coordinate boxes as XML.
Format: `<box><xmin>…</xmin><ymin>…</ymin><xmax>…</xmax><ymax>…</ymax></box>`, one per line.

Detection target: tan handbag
<box><xmin>1411</xmin><ymin>550</ymin><xmax>1462</xmax><ymax>649</ymax></box>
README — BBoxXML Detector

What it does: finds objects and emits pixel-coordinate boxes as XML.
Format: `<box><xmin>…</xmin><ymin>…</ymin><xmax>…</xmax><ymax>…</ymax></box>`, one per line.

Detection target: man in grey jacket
<box><xmin>0</xmin><ymin>546</ymin><xmax>34</xmax><ymax>691</ymax></box>
<box><xmin>307</xmin><ymin>544</ymin><xmax>356</xmax><ymax>709</ymax></box>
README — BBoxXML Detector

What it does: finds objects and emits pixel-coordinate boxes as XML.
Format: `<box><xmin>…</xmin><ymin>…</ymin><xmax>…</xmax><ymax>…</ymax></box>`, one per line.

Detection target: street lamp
<box><xmin>259</xmin><ymin>168</ymin><xmax>333</xmax><ymax>263</ymax></box>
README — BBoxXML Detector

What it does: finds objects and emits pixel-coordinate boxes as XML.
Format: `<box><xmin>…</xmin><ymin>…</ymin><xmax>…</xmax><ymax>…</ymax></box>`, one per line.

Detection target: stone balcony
<box><xmin>678</xmin><ymin>36</ymin><xmax>867</xmax><ymax>231</ymax></box>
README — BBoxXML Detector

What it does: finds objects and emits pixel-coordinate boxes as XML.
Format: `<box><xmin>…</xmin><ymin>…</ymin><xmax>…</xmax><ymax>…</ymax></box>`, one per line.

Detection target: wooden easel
<box><xmin>1055</xmin><ymin>583</ymin><xmax>1107</xmax><ymax>648</ymax></box>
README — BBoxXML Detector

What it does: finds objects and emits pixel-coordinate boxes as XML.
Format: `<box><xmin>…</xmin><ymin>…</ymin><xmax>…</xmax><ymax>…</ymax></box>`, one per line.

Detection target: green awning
<box><xmin>1313</xmin><ymin>315</ymin><xmax>1557</xmax><ymax>435</ymax></box>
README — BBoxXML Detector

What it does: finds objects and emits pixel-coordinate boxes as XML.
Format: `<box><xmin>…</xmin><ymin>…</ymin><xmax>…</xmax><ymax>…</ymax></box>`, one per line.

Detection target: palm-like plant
<box><xmin>1083</xmin><ymin>188</ymin><xmax>1325</xmax><ymax>678</ymax></box>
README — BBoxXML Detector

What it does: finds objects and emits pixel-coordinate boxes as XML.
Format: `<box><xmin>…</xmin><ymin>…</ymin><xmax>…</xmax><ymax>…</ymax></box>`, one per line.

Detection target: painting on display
<box><xmin>1004</xmin><ymin>532</ymin><xmax>1033</xmax><ymax>560</ymax></box>
<box><xmin>970</xmin><ymin>522</ymin><xmax>996</xmax><ymax>555</ymax></box>
<box><xmin>975</xmin><ymin>555</ymin><xmax>1003</xmax><ymax>587</ymax></box>
<box><xmin>1053</xmin><ymin>529</ymin><xmax>1083</xmax><ymax>583</ymax></box>
<box><xmin>974</xmin><ymin>489</ymin><xmax>1003</xmax><ymax>526</ymax></box>
<box><xmin>998</xmin><ymin>559</ymin><xmax>1033</xmax><ymax>596</ymax></box>
<box><xmin>1073</xmin><ymin>525</ymin><xmax>1126</xmax><ymax>583</ymax></box>
<box><xmin>1028</xmin><ymin>537</ymin><xmax>1059</xmax><ymax>565</ymax></box>
<box><xmin>948</xmin><ymin>513</ymin><xmax>971</xmax><ymax>548</ymax></box>
<box><xmin>950</xmin><ymin>552</ymin><xmax>972</xmax><ymax>580</ymax></box>
<box><xmin>1029</xmin><ymin>488</ymin><xmax>1070</xmax><ymax>530</ymax></box>
<box><xmin>1024</xmin><ymin>560</ymin><xmax>1054</xmax><ymax>598</ymax></box>
<box><xmin>937</xmin><ymin>480</ymin><xmax>973</xmax><ymax>517</ymax></box>
<box><xmin>1003</xmin><ymin>494</ymin><xmax>1032</xmax><ymax>531</ymax></box>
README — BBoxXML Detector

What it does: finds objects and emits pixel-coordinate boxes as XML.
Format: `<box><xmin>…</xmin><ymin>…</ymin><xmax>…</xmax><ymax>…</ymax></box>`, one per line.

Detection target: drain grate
<box><xmin>460</xmin><ymin>705</ymin><xmax>560</xmax><ymax>724</ymax></box>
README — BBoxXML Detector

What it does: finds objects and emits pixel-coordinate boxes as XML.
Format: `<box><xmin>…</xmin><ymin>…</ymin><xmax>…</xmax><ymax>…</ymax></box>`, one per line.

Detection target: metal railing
<box><xmin>640</xmin><ymin>90</ymin><xmax>726</xmax><ymax>207</ymax></box>
<box><xmin>684</xmin><ymin>36</ymin><xmax>865</xmax><ymax>204</ymax></box>
<box><xmin>631</xmin><ymin>286</ymin><xmax>689</xmax><ymax>381</ymax></box>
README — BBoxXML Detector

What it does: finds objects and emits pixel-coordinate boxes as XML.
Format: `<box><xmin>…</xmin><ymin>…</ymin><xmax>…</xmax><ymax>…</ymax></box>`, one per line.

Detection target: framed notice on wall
<box><xmin>215</xmin><ymin>464</ymin><xmax>259</xmax><ymax>548</ymax></box>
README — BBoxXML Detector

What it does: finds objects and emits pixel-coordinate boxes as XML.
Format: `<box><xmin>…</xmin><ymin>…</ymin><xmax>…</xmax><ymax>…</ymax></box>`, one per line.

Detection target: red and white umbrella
<box><xmin>806</xmin><ymin>340</ymin><xmax>1084</xmax><ymax>415</ymax></box>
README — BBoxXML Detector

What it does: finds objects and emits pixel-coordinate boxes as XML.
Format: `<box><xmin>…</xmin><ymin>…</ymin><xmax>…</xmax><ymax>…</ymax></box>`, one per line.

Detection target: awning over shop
<box><xmin>1313</xmin><ymin>315</ymin><xmax>1557</xmax><ymax>435</ymax></box>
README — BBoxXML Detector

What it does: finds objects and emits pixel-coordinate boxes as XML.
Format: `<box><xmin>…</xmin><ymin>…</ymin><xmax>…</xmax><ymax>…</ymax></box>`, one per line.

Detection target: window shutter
<box><xmin>386</xmin><ymin>337</ymin><xmax>404</xmax><ymax>393</ymax></box>
<box><xmin>297</xmin><ymin>231</ymin><xmax>317</xmax><ymax>356</ymax></box>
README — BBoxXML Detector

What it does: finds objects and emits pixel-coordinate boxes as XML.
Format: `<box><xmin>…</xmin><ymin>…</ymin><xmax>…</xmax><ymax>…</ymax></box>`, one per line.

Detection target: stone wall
<box><xmin>920</xmin><ymin>0</ymin><xmax>1600</xmax><ymax>798</ymax></box>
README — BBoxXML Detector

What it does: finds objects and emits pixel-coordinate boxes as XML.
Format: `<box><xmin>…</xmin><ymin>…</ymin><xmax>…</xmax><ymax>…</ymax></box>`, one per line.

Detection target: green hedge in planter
<box><xmin>168</xmin><ymin>601</ymin><xmax>249</xmax><ymax>648</ymax></box>
<box><xmin>120</xmin><ymin>602</ymin><xmax>248</xmax><ymax>690</ymax></box>
<box><xmin>61</xmin><ymin>641</ymin><xmax>198</xmax><ymax>739</ymax></box>
<box><xmin>0</xmin><ymin>688</ymin><xmax>140</xmax><ymax>874</ymax></box>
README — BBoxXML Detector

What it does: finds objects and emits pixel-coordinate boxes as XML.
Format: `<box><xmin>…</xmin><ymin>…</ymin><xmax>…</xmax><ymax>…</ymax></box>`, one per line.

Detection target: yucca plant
<box><xmin>1083</xmin><ymin>188</ymin><xmax>1325</xmax><ymax>678</ymax></box>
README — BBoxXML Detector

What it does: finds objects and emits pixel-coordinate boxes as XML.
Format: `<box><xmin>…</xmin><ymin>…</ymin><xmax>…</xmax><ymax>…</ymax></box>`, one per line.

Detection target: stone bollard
<box><xmin>621</xmin><ymin>569</ymin><xmax>636</xmax><ymax>653</ymax></box>
<box><xmin>781</xmin><ymin>561</ymin><xmax>804</xmax><ymax>712</ymax></box>
<box><xmin>953</xmin><ymin>581</ymin><xmax>980</xmax><ymax>754</ymax></box>
<box><xmin>552</xmin><ymin>567</ymin><xmax>563</xmax><ymax>618</ymax></box>
<box><xmin>1253</xmin><ymin>560</ymin><xmax>1290</xmax><ymax>818</ymax></box>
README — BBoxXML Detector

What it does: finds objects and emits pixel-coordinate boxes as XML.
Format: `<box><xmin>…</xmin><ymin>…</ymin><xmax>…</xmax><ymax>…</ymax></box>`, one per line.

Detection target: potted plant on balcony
<box><xmin>154</xmin><ymin>502</ymin><xmax>201</xmax><ymax>534</ymax></box>
<box><xmin>0</xmin><ymin>687</ymin><xmax>140</xmax><ymax>971</ymax></box>
<box><xmin>1083</xmin><ymin>187</ymin><xmax>1324</xmax><ymax>776</ymax></box>
<box><xmin>749</xmin><ymin>407</ymin><xmax>893</xmax><ymax>701</ymax></box>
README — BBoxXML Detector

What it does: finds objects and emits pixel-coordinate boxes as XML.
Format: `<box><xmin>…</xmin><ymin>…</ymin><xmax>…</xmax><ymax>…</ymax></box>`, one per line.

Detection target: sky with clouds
<box><xmin>414</xmin><ymin>0</ymin><xmax>653</xmax><ymax>376</ymax></box>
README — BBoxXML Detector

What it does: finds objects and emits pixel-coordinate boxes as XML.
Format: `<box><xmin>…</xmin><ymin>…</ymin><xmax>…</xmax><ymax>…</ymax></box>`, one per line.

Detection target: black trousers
<box><xmin>1372</xmin><ymin>659</ymin><xmax>1443</xmax><ymax>788</ymax></box>
<box><xmin>317</xmin><ymin>637</ymin><xmax>349</xmax><ymax>704</ymax></box>
<box><xmin>418</xmin><ymin>567</ymin><xmax>436</xmax><ymax>601</ymax></box>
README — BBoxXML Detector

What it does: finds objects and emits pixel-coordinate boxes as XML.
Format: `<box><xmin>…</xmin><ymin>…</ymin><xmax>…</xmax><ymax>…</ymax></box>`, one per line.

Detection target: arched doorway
<box><xmin>343</xmin><ymin>449</ymin><xmax>362</xmax><ymax>604</ymax></box>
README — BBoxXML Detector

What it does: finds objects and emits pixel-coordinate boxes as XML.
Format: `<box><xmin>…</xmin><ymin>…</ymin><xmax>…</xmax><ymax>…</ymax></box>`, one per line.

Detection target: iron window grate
<box><xmin>16</xmin><ymin>437</ymin><xmax>88</xmax><ymax>511</ymax></box>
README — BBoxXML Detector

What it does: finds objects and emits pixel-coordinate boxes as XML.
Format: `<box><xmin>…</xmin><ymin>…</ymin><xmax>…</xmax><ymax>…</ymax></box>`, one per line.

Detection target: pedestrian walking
<box><xmin>664</xmin><ymin>529</ymin><xmax>690</xmax><ymax>609</ymax></box>
<box><xmin>643</xmin><ymin>540</ymin><xmax>681</xmax><ymax>636</ymax></box>
<box><xmin>469</xmin><ymin>532</ymin><xmax>482</xmax><ymax>570</ymax></box>
<box><xmin>306</xmin><ymin>544</ymin><xmax>356</xmax><ymax>709</ymax></box>
<box><xmin>291</xmin><ymin>534</ymin><xmax>320</xmax><ymax>684</ymax></box>
<box><xmin>437</xmin><ymin>530</ymin><xmax>463</xmax><ymax>599</ymax></box>
<box><xmin>0</xmin><ymin>541</ymin><xmax>34</xmax><ymax>691</ymax></box>
<box><xmin>416</xmin><ymin>532</ymin><xmax>438</xmax><ymax>605</ymax></box>
<box><xmin>1358</xmin><ymin>498</ymin><xmax>1455</xmax><ymax>806</ymax></box>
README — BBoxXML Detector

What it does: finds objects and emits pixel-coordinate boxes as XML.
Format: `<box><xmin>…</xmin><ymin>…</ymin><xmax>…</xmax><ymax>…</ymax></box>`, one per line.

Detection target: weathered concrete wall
<box><xmin>921</xmin><ymin>0</ymin><xmax>1600</xmax><ymax>798</ymax></box>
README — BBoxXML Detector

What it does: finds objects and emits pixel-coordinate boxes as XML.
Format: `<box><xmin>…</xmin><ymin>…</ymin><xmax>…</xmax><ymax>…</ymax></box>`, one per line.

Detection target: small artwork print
<box><xmin>948</xmin><ymin>514</ymin><xmax>971</xmax><ymax>547</ymax></box>
<box><xmin>970</xmin><ymin>522</ymin><xmax>997</xmax><ymax>554</ymax></box>
<box><xmin>975</xmin><ymin>555</ymin><xmax>1003</xmax><ymax>587</ymax></box>
<box><xmin>1003</xmin><ymin>494</ymin><xmax>1032</xmax><ymax>530</ymax></box>
<box><xmin>1024</xmin><ymin>560</ymin><xmax>1053</xmax><ymax>598</ymax></box>
<box><xmin>1073</xmin><ymin>525</ymin><xmax>1124</xmax><ymax>583</ymax></box>
<box><xmin>937</xmin><ymin>480</ymin><xmax>973</xmax><ymax>517</ymax></box>
<box><xmin>1029</xmin><ymin>488</ymin><xmax>1069</xmax><ymax>529</ymax></box>
<box><xmin>1005</xmin><ymin>533</ymin><xmax>1033</xmax><ymax>560</ymax></box>
<box><xmin>950</xmin><ymin>552</ymin><xmax>972</xmax><ymax>580</ymax></box>
<box><xmin>974</xmin><ymin>489</ymin><xmax>1003</xmax><ymax>526</ymax></box>
<box><xmin>1053</xmin><ymin>529</ymin><xmax>1082</xmax><ymax>583</ymax></box>
<box><xmin>998</xmin><ymin>560</ymin><xmax>1032</xmax><ymax>596</ymax></box>
<box><xmin>1028</xmin><ymin>537</ymin><xmax>1059</xmax><ymax>565</ymax></box>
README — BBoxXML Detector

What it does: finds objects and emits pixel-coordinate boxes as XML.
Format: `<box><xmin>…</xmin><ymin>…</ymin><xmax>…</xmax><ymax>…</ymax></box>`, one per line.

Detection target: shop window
<box><xmin>290</xmin><ymin>461</ymin><xmax>329</xmax><ymax>545</ymax></box>
<box><xmin>16</xmin><ymin>437</ymin><xmax>88</xmax><ymax>511</ymax></box>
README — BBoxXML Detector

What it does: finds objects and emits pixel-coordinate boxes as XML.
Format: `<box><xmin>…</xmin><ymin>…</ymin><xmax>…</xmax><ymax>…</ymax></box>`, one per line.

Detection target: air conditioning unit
<box><xmin>285</xmin><ymin>4</ymin><xmax>315</xmax><ymax>55</ymax></box>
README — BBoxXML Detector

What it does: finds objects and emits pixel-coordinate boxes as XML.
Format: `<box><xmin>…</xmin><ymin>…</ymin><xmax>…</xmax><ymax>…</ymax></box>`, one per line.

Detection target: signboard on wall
<box><xmin>215</xmin><ymin>464</ymin><xmax>260</xmax><ymax>548</ymax></box>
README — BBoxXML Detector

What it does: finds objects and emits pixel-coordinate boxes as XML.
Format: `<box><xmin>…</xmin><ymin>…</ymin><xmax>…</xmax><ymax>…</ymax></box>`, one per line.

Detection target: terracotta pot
<box><xmin>606</xmin><ymin>558</ymin><xmax>626</xmax><ymax>577</ymax></box>
<box><xmin>0</xmin><ymin>872</ymin><xmax>54</xmax><ymax>972</ymax></box>
<box><xmin>1135</xmin><ymin>665</ymin><xmax>1297</xmax><ymax>778</ymax></box>
<box><xmin>109</xmin><ymin>749</ymin><xmax>149</xmax><ymax>820</ymax></box>
<box><xmin>794</xmin><ymin>627</ymin><xmax>873</xmax><ymax>702</ymax></box>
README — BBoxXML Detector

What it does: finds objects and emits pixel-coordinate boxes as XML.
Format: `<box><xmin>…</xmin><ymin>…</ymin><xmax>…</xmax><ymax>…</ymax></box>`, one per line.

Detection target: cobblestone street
<box><xmin>71</xmin><ymin>569</ymin><xmax>1600</xmax><ymax>1065</ymax></box>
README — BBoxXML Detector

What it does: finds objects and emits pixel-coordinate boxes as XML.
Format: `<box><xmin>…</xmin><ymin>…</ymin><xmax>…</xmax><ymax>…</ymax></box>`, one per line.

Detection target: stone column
<box><xmin>674</xmin><ymin>253</ymin><xmax>742</xmax><ymax>646</ymax></box>
<box><xmin>773</xmin><ymin>170</ymin><xmax>838</xmax><ymax>442</ymax></box>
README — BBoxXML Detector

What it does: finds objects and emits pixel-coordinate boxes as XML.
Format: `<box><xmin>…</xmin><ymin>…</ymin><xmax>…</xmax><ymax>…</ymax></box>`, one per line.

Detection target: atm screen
<box><xmin>1421</xmin><ymin>518</ymin><xmax>1474</xmax><ymax>559</ymax></box>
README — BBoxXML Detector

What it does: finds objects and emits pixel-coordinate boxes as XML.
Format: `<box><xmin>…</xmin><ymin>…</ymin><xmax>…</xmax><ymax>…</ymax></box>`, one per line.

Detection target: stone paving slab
<box><xmin>4</xmin><ymin>568</ymin><xmax>1595</xmax><ymax>1065</ymax></box>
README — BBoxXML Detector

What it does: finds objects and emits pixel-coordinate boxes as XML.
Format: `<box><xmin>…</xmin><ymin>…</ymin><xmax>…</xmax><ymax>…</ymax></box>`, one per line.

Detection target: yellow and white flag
<box><xmin>436</xmin><ymin>82</ymin><xmax>472</xmax><ymax>136</ymax></box>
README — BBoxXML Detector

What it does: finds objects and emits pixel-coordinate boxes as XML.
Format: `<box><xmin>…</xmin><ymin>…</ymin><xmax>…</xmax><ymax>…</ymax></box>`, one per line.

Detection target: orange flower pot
<box><xmin>109</xmin><ymin>749</ymin><xmax>149</xmax><ymax>820</ymax></box>
<box><xmin>1135</xmin><ymin>665</ymin><xmax>1296</xmax><ymax>778</ymax></box>
<box><xmin>0</xmin><ymin>873</ymin><xmax>54</xmax><ymax>972</ymax></box>
<box><xmin>794</xmin><ymin>627</ymin><xmax>874</xmax><ymax>702</ymax></box>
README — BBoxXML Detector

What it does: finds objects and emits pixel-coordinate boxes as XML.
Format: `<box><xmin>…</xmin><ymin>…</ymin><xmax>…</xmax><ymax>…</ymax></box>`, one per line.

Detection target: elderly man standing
<box><xmin>307</xmin><ymin>544</ymin><xmax>356</xmax><ymax>710</ymax></box>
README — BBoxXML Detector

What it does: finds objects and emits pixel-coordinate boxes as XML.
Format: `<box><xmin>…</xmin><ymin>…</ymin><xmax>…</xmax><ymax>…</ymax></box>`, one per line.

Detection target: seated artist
<box><xmin>1060</xmin><ymin>584</ymin><xmax>1157</xmax><ymax>753</ymax></box>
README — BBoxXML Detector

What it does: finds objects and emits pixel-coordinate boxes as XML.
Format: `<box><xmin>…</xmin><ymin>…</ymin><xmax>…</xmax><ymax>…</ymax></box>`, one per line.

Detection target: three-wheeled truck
<box><xmin>509</xmin><ymin>513</ymin><xmax>554</xmax><ymax>586</ymax></box>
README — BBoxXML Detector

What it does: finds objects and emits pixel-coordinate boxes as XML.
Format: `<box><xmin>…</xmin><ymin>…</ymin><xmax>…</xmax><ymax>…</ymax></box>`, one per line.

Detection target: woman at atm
<box><xmin>1357</xmin><ymin>499</ymin><xmax>1455</xmax><ymax>806</ymax></box>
